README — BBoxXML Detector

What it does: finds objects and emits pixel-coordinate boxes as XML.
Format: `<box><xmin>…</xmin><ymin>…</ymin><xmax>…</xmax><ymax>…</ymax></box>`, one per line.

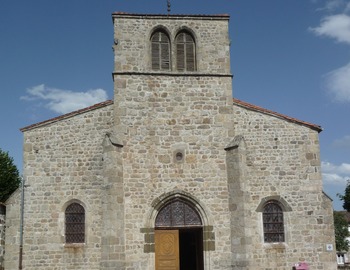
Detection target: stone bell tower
<box><xmin>108</xmin><ymin>12</ymin><xmax>235</xmax><ymax>269</ymax></box>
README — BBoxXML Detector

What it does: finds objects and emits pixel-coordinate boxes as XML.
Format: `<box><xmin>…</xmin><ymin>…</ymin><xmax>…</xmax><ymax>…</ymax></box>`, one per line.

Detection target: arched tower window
<box><xmin>263</xmin><ymin>200</ymin><xmax>285</xmax><ymax>242</ymax></box>
<box><xmin>151</xmin><ymin>30</ymin><xmax>171</xmax><ymax>71</ymax></box>
<box><xmin>65</xmin><ymin>202</ymin><xmax>85</xmax><ymax>243</ymax></box>
<box><xmin>176</xmin><ymin>31</ymin><xmax>196</xmax><ymax>72</ymax></box>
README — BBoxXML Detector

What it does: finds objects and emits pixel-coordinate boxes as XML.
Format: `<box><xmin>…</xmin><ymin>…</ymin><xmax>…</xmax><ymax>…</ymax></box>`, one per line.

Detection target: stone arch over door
<box><xmin>148</xmin><ymin>190</ymin><xmax>211</xmax><ymax>226</ymax></box>
<box><xmin>155</xmin><ymin>198</ymin><xmax>202</xmax><ymax>228</ymax></box>
<box><xmin>142</xmin><ymin>190</ymin><xmax>214</xmax><ymax>270</ymax></box>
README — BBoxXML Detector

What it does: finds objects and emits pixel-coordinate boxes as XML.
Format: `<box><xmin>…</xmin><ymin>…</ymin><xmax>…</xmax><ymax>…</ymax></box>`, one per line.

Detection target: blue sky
<box><xmin>1</xmin><ymin>0</ymin><xmax>349</xmax><ymax>210</ymax></box>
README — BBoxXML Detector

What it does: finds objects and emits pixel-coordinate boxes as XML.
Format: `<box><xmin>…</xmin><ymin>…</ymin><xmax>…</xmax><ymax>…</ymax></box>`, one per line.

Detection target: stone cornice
<box><xmin>112</xmin><ymin>12</ymin><xmax>230</xmax><ymax>21</ymax></box>
<box><xmin>112</xmin><ymin>71</ymin><xmax>233</xmax><ymax>78</ymax></box>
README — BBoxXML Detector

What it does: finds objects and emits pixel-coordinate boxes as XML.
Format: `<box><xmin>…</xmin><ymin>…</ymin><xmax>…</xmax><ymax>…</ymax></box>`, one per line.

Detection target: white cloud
<box><xmin>21</xmin><ymin>84</ymin><xmax>108</xmax><ymax>114</ymax></box>
<box><xmin>322</xmin><ymin>161</ymin><xmax>350</xmax><ymax>174</ymax></box>
<box><xmin>310</xmin><ymin>10</ymin><xmax>350</xmax><ymax>102</ymax></box>
<box><xmin>310</xmin><ymin>14</ymin><xmax>350</xmax><ymax>44</ymax></box>
<box><xmin>318</xmin><ymin>0</ymin><xmax>345</xmax><ymax>12</ymax></box>
<box><xmin>324</xmin><ymin>62</ymin><xmax>350</xmax><ymax>102</ymax></box>
<box><xmin>322</xmin><ymin>161</ymin><xmax>350</xmax><ymax>185</ymax></box>
<box><xmin>323</xmin><ymin>172</ymin><xmax>348</xmax><ymax>184</ymax></box>
<box><xmin>333</xmin><ymin>135</ymin><xmax>350</xmax><ymax>148</ymax></box>
<box><xmin>315</xmin><ymin>0</ymin><xmax>350</xmax><ymax>12</ymax></box>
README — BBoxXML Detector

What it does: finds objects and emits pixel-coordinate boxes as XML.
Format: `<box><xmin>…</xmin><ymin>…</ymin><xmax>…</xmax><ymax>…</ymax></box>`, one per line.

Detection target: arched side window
<box><xmin>263</xmin><ymin>200</ymin><xmax>285</xmax><ymax>243</ymax></box>
<box><xmin>176</xmin><ymin>31</ymin><xmax>196</xmax><ymax>72</ymax></box>
<box><xmin>65</xmin><ymin>202</ymin><xmax>85</xmax><ymax>243</ymax></box>
<box><xmin>151</xmin><ymin>30</ymin><xmax>171</xmax><ymax>71</ymax></box>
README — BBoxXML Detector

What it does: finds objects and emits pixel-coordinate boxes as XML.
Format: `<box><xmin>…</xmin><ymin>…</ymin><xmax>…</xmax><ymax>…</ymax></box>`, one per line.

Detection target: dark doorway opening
<box><xmin>154</xmin><ymin>198</ymin><xmax>204</xmax><ymax>270</ymax></box>
<box><xmin>179</xmin><ymin>228</ymin><xmax>203</xmax><ymax>270</ymax></box>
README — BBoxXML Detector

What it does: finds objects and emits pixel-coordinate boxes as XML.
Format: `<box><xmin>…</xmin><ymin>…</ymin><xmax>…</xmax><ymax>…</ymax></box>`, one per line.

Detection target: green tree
<box><xmin>338</xmin><ymin>180</ymin><xmax>350</xmax><ymax>211</ymax></box>
<box><xmin>334</xmin><ymin>211</ymin><xmax>350</xmax><ymax>252</ymax></box>
<box><xmin>0</xmin><ymin>148</ymin><xmax>21</xmax><ymax>202</ymax></box>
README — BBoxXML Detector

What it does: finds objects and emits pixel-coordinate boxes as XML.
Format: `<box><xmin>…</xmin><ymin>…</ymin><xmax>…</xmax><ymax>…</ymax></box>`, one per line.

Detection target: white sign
<box><xmin>326</xmin><ymin>244</ymin><xmax>333</xmax><ymax>251</ymax></box>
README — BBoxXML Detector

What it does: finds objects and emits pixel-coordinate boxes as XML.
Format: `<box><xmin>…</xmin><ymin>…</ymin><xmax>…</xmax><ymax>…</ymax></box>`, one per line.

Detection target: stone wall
<box><xmin>0</xmin><ymin>205</ymin><xmax>5</xmax><ymax>270</ymax></box>
<box><xmin>113</xmin><ymin>74</ymin><xmax>234</xmax><ymax>270</ymax></box>
<box><xmin>3</xmin><ymin>189</ymin><xmax>20</xmax><ymax>270</ymax></box>
<box><xmin>5</xmin><ymin>102</ymin><xmax>114</xmax><ymax>270</ymax></box>
<box><xmin>230</xmin><ymin>102</ymin><xmax>336</xmax><ymax>270</ymax></box>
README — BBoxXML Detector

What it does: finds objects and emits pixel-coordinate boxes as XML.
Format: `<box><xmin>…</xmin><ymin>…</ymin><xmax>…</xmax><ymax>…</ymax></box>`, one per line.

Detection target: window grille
<box><xmin>155</xmin><ymin>199</ymin><xmax>202</xmax><ymax>227</ymax></box>
<box><xmin>65</xmin><ymin>203</ymin><xmax>85</xmax><ymax>243</ymax></box>
<box><xmin>151</xmin><ymin>31</ymin><xmax>170</xmax><ymax>71</ymax></box>
<box><xmin>263</xmin><ymin>200</ymin><xmax>285</xmax><ymax>242</ymax></box>
<box><xmin>176</xmin><ymin>32</ymin><xmax>196</xmax><ymax>71</ymax></box>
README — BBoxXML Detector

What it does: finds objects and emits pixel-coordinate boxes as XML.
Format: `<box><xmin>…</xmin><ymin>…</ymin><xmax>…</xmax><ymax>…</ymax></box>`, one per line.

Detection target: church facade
<box><xmin>4</xmin><ymin>12</ymin><xmax>336</xmax><ymax>270</ymax></box>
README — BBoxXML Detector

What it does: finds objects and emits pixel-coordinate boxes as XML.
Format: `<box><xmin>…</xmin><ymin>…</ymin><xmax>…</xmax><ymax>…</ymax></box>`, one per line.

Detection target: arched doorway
<box><xmin>154</xmin><ymin>198</ymin><xmax>204</xmax><ymax>270</ymax></box>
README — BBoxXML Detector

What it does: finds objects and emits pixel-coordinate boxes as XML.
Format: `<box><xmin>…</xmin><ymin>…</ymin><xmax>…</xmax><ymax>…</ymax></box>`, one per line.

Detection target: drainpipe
<box><xmin>18</xmin><ymin>177</ymin><xmax>25</xmax><ymax>270</ymax></box>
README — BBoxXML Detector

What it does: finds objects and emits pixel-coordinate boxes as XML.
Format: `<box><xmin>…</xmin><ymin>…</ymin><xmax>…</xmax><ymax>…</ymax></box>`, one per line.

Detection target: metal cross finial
<box><xmin>167</xmin><ymin>0</ymin><xmax>171</xmax><ymax>15</ymax></box>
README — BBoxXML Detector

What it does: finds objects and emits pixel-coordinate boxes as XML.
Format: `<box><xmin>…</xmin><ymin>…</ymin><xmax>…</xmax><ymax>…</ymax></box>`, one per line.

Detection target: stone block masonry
<box><xmin>0</xmin><ymin>205</ymin><xmax>5</xmax><ymax>270</ymax></box>
<box><xmin>5</xmin><ymin>102</ymin><xmax>114</xmax><ymax>270</ymax></box>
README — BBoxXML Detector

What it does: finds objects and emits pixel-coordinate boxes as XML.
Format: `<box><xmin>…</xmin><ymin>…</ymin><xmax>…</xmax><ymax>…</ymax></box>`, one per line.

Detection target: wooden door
<box><xmin>155</xmin><ymin>230</ymin><xmax>179</xmax><ymax>270</ymax></box>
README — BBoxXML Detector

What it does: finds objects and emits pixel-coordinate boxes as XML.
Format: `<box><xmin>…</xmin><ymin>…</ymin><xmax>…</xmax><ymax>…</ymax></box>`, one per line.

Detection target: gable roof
<box><xmin>20</xmin><ymin>100</ymin><xmax>114</xmax><ymax>132</ymax></box>
<box><xmin>233</xmin><ymin>98</ymin><xmax>322</xmax><ymax>132</ymax></box>
<box><xmin>20</xmin><ymin>98</ymin><xmax>322</xmax><ymax>133</ymax></box>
